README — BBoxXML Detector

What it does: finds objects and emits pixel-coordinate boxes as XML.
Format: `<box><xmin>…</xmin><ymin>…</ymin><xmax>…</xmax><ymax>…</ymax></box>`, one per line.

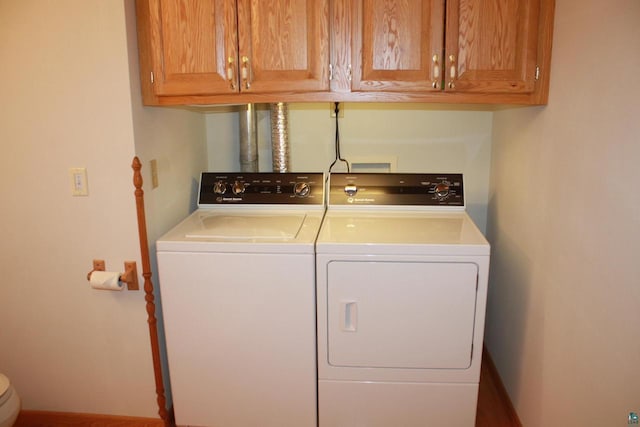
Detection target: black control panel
<box><xmin>199</xmin><ymin>172</ymin><xmax>325</xmax><ymax>205</ymax></box>
<box><xmin>328</xmin><ymin>173</ymin><xmax>464</xmax><ymax>206</ymax></box>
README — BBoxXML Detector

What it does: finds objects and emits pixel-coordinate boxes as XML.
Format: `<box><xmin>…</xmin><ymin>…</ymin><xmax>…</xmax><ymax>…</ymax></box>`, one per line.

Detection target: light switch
<box><xmin>69</xmin><ymin>167</ymin><xmax>88</xmax><ymax>196</ymax></box>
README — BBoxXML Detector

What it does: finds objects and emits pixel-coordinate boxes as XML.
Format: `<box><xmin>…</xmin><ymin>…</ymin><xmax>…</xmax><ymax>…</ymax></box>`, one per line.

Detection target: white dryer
<box><xmin>156</xmin><ymin>172</ymin><xmax>324</xmax><ymax>427</ymax></box>
<box><xmin>316</xmin><ymin>173</ymin><xmax>490</xmax><ymax>427</ymax></box>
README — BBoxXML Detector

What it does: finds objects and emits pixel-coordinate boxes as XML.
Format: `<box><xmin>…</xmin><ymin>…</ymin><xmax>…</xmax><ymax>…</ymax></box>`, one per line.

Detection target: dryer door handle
<box><xmin>341</xmin><ymin>301</ymin><xmax>358</xmax><ymax>332</ymax></box>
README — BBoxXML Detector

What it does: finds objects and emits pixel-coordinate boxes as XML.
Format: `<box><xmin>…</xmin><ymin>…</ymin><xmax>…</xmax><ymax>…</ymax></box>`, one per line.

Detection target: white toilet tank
<box><xmin>0</xmin><ymin>373</ymin><xmax>20</xmax><ymax>427</ymax></box>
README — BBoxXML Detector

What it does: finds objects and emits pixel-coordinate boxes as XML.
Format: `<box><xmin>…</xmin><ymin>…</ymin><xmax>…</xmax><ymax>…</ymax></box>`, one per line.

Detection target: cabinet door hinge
<box><xmin>150</xmin><ymin>71</ymin><xmax>155</xmax><ymax>84</ymax></box>
<box><xmin>535</xmin><ymin>65</ymin><xmax>540</xmax><ymax>81</ymax></box>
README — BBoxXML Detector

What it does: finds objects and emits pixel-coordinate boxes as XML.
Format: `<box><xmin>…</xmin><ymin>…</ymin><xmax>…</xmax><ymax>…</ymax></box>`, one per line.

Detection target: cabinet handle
<box><xmin>329</xmin><ymin>64</ymin><xmax>334</xmax><ymax>81</ymax></box>
<box><xmin>241</xmin><ymin>56</ymin><xmax>251</xmax><ymax>90</ymax></box>
<box><xmin>432</xmin><ymin>54</ymin><xmax>440</xmax><ymax>89</ymax></box>
<box><xmin>227</xmin><ymin>57</ymin><xmax>236</xmax><ymax>90</ymax></box>
<box><xmin>347</xmin><ymin>64</ymin><xmax>352</xmax><ymax>82</ymax></box>
<box><xmin>448</xmin><ymin>54</ymin><xmax>457</xmax><ymax>90</ymax></box>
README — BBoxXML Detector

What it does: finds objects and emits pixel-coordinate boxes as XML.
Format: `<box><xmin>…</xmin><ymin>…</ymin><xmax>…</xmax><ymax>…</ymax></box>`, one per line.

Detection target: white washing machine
<box><xmin>316</xmin><ymin>173</ymin><xmax>490</xmax><ymax>427</ymax></box>
<box><xmin>156</xmin><ymin>172</ymin><xmax>324</xmax><ymax>427</ymax></box>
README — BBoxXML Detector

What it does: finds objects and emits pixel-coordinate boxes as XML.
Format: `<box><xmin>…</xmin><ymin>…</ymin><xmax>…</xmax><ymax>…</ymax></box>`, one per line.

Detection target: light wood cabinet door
<box><xmin>445</xmin><ymin>0</ymin><xmax>540</xmax><ymax>93</ymax></box>
<box><xmin>145</xmin><ymin>0</ymin><xmax>238</xmax><ymax>96</ymax></box>
<box><xmin>350</xmin><ymin>0</ymin><xmax>445</xmax><ymax>92</ymax></box>
<box><xmin>236</xmin><ymin>0</ymin><xmax>330</xmax><ymax>93</ymax></box>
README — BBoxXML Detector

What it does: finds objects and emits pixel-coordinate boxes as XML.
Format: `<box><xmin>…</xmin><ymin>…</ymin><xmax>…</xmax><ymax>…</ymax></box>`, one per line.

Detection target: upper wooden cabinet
<box><xmin>348</xmin><ymin>0</ymin><xmax>444</xmax><ymax>93</ymax></box>
<box><xmin>444</xmin><ymin>0</ymin><xmax>540</xmax><ymax>93</ymax></box>
<box><xmin>237</xmin><ymin>0</ymin><xmax>329</xmax><ymax>93</ymax></box>
<box><xmin>139</xmin><ymin>0</ymin><xmax>237</xmax><ymax>97</ymax></box>
<box><xmin>136</xmin><ymin>0</ymin><xmax>329</xmax><ymax>102</ymax></box>
<box><xmin>346</xmin><ymin>0</ymin><xmax>541</xmax><ymax>95</ymax></box>
<box><xmin>135</xmin><ymin>0</ymin><xmax>554</xmax><ymax>105</ymax></box>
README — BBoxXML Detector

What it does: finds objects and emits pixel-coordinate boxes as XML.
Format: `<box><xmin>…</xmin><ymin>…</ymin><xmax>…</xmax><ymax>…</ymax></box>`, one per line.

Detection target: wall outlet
<box><xmin>329</xmin><ymin>103</ymin><xmax>344</xmax><ymax>118</ymax></box>
<box><xmin>69</xmin><ymin>167</ymin><xmax>88</xmax><ymax>196</ymax></box>
<box><xmin>150</xmin><ymin>159</ymin><xmax>159</xmax><ymax>189</ymax></box>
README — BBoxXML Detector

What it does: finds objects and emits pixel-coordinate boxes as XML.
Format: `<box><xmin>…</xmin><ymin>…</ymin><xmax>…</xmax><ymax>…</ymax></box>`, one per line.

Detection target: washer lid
<box><xmin>157</xmin><ymin>209</ymin><xmax>325</xmax><ymax>253</ymax></box>
<box><xmin>186</xmin><ymin>214</ymin><xmax>305</xmax><ymax>239</ymax></box>
<box><xmin>0</xmin><ymin>373</ymin><xmax>9</xmax><ymax>397</ymax></box>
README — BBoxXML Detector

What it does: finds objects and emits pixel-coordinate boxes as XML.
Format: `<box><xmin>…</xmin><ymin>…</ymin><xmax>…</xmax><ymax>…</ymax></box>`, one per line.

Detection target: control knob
<box><xmin>434</xmin><ymin>182</ymin><xmax>450</xmax><ymax>198</ymax></box>
<box><xmin>344</xmin><ymin>184</ymin><xmax>358</xmax><ymax>197</ymax></box>
<box><xmin>294</xmin><ymin>182</ymin><xmax>311</xmax><ymax>198</ymax></box>
<box><xmin>213</xmin><ymin>180</ymin><xmax>227</xmax><ymax>195</ymax></box>
<box><xmin>232</xmin><ymin>181</ymin><xmax>246</xmax><ymax>195</ymax></box>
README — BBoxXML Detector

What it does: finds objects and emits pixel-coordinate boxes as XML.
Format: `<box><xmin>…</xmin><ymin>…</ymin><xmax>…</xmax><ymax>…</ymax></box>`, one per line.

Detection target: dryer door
<box><xmin>326</xmin><ymin>261</ymin><xmax>478</xmax><ymax>369</ymax></box>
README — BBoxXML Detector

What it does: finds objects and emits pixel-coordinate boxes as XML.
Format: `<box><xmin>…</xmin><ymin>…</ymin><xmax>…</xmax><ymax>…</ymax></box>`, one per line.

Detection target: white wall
<box><xmin>0</xmin><ymin>0</ymin><xmax>206</xmax><ymax>418</ymax></box>
<box><xmin>486</xmin><ymin>1</ymin><xmax>640</xmax><ymax>426</ymax></box>
<box><xmin>207</xmin><ymin>104</ymin><xmax>493</xmax><ymax>231</ymax></box>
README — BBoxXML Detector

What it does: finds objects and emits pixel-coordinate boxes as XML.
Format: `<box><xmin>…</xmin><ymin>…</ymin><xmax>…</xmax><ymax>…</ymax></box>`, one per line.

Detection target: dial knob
<box><xmin>434</xmin><ymin>182</ymin><xmax>450</xmax><ymax>198</ymax></box>
<box><xmin>344</xmin><ymin>184</ymin><xmax>358</xmax><ymax>197</ymax></box>
<box><xmin>213</xmin><ymin>180</ymin><xmax>227</xmax><ymax>195</ymax></box>
<box><xmin>232</xmin><ymin>181</ymin><xmax>245</xmax><ymax>195</ymax></box>
<box><xmin>294</xmin><ymin>182</ymin><xmax>311</xmax><ymax>197</ymax></box>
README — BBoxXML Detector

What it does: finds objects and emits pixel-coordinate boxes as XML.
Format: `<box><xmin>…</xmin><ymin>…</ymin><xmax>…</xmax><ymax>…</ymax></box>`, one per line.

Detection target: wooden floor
<box><xmin>476</xmin><ymin>349</ymin><xmax>521</xmax><ymax>427</ymax></box>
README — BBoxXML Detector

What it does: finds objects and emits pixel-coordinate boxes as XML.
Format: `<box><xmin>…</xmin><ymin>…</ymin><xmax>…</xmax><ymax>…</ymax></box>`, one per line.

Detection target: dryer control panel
<box><xmin>328</xmin><ymin>173</ymin><xmax>464</xmax><ymax>207</ymax></box>
<box><xmin>199</xmin><ymin>172</ymin><xmax>325</xmax><ymax>206</ymax></box>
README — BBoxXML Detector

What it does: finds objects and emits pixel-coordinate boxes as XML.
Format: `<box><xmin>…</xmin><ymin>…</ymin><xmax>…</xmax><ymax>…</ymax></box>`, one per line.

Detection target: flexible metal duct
<box><xmin>239</xmin><ymin>104</ymin><xmax>258</xmax><ymax>172</ymax></box>
<box><xmin>270</xmin><ymin>102</ymin><xmax>290</xmax><ymax>172</ymax></box>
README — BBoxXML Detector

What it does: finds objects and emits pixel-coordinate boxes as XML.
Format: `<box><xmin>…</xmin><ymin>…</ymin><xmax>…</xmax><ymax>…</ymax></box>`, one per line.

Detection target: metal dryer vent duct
<box><xmin>270</xmin><ymin>102</ymin><xmax>290</xmax><ymax>172</ymax></box>
<box><xmin>239</xmin><ymin>104</ymin><xmax>258</xmax><ymax>172</ymax></box>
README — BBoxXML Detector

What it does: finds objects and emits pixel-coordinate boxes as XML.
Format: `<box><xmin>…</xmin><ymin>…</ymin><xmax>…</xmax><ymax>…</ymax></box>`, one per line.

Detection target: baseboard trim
<box><xmin>15</xmin><ymin>410</ymin><xmax>165</xmax><ymax>427</ymax></box>
<box><xmin>482</xmin><ymin>347</ymin><xmax>523</xmax><ymax>427</ymax></box>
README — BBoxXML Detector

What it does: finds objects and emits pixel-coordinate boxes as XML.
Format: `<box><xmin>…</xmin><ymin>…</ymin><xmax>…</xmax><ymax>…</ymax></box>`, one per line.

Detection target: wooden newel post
<box><xmin>131</xmin><ymin>157</ymin><xmax>172</xmax><ymax>426</ymax></box>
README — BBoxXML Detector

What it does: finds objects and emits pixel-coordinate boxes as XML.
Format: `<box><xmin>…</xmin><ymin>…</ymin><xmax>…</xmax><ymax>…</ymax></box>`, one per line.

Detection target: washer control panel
<box><xmin>199</xmin><ymin>172</ymin><xmax>325</xmax><ymax>205</ymax></box>
<box><xmin>329</xmin><ymin>173</ymin><xmax>464</xmax><ymax>206</ymax></box>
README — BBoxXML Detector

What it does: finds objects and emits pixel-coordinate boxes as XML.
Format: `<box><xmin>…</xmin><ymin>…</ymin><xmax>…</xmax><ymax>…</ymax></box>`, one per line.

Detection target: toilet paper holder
<box><xmin>86</xmin><ymin>259</ymin><xmax>139</xmax><ymax>291</ymax></box>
